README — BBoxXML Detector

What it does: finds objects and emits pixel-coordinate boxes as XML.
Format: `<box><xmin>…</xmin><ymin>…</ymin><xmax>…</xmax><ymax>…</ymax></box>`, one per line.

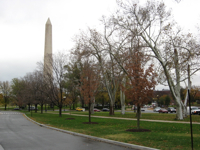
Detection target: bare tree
<box><xmin>23</xmin><ymin>73</ymin><xmax>37</xmax><ymax>111</ymax></box>
<box><xmin>42</xmin><ymin>51</ymin><xmax>68</xmax><ymax>117</ymax></box>
<box><xmin>80</xmin><ymin>61</ymin><xmax>100</xmax><ymax>122</ymax></box>
<box><xmin>120</xmin><ymin>77</ymin><xmax>126</xmax><ymax>115</ymax></box>
<box><xmin>64</xmin><ymin>58</ymin><xmax>82</xmax><ymax>110</ymax></box>
<box><xmin>72</xmin><ymin>28</ymin><xmax>122</xmax><ymax>115</ymax></box>
<box><xmin>30</xmin><ymin>71</ymin><xmax>47</xmax><ymax>113</ymax></box>
<box><xmin>112</xmin><ymin>0</ymin><xmax>200</xmax><ymax>120</ymax></box>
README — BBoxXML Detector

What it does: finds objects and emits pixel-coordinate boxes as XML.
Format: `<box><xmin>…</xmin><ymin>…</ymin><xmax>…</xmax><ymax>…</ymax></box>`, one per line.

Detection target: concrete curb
<box><xmin>23</xmin><ymin>114</ymin><xmax>159</xmax><ymax>150</ymax></box>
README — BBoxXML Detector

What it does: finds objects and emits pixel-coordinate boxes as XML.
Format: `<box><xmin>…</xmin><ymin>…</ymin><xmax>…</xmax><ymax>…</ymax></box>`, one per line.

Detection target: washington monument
<box><xmin>44</xmin><ymin>18</ymin><xmax>52</xmax><ymax>76</ymax></box>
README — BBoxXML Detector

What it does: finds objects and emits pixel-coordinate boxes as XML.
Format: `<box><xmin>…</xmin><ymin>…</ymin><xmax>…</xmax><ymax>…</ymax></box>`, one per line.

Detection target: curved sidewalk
<box><xmin>62</xmin><ymin>113</ymin><xmax>200</xmax><ymax>125</ymax></box>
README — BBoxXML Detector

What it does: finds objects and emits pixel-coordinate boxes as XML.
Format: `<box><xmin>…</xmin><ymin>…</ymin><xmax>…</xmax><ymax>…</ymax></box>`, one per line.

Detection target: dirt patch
<box><xmin>83</xmin><ymin>122</ymin><xmax>99</xmax><ymax>124</ymax></box>
<box><xmin>65</xmin><ymin>118</ymin><xmax>75</xmax><ymax>120</ymax></box>
<box><xmin>126</xmin><ymin>129</ymin><xmax>151</xmax><ymax>132</ymax></box>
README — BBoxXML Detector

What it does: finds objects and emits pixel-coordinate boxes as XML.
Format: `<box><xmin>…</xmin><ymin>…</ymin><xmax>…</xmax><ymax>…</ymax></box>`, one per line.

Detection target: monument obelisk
<box><xmin>44</xmin><ymin>18</ymin><xmax>52</xmax><ymax>76</ymax></box>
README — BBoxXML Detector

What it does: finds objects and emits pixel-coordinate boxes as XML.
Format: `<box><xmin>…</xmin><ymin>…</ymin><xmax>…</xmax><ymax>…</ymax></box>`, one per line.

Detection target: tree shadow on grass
<box><xmin>126</xmin><ymin>129</ymin><xmax>151</xmax><ymax>132</ymax></box>
<box><xmin>65</xmin><ymin>118</ymin><xmax>75</xmax><ymax>120</ymax></box>
<box><xmin>83</xmin><ymin>122</ymin><xmax>99</xmax><ymax>124</ymax></box>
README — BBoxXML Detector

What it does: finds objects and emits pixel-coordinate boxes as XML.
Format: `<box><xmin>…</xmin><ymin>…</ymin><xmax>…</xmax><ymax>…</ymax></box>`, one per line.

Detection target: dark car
<box><xmin>102</xmin><ymin>108</ymin><xmax>109</xmax><ymax>111</ymax></box>
<box><xmin>167</xmin><ymin>107</ymin><xmax>176</xmax><ymax>113</ymax></box>
<box><xmin>94</xmin><ymin>108</ymin><xmax>101</xmax><ymax>112</ymax></box>
<box><xmin>158</xmin><ymin>108</ymin><xmax>168</xmax><ymax>113</ymax></box>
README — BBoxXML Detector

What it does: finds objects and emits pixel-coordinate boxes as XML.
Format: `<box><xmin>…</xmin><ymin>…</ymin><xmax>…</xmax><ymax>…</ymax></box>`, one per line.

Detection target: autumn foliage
<box><xmin>80</xmin><ymin>62</ymin><xmax>100</xmax><ymax>122</ymax></box>
<box><xmin>123</xmin><ymin>51</ymin><xmax>157</xmax><ymax>129</ymax></box>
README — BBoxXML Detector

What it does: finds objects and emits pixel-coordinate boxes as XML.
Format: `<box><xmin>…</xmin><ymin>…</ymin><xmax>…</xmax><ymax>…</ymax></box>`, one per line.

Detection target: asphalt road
<box><xmin>0</xmin><ymin>111</ymin><xmax>136</xmax><ymax>150</ymax></box>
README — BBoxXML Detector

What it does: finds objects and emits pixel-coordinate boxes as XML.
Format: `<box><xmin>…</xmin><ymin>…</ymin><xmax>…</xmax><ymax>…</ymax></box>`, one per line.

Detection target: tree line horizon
<box><xmin>1</xmin><ymin>0</ymin><xmax>200</xmax><ymax>123</ymax></box>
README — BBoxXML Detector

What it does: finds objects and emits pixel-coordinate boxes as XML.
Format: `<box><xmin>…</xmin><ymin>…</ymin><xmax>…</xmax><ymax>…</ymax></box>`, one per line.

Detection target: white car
<box><xmin>187</xmin><ymin>106</ymin><xmax>199</xmax><ymax>114</ymax></box>
<box><xmin>191</xmin><ymin>108</ymin><xmax>200</xmax><ymax>115</ymax></box>
<box><xmin>153</xmin><ymin>107</ymin><xmax>161</xmax><ymax>112</ymax></box>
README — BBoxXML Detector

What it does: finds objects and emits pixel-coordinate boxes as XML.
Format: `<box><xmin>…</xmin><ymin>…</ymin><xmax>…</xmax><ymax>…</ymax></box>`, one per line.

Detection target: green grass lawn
<box><xmin>44</xmin><ymin>110</ymin><xmax>200</xmax><ymax>123</ymax></box>
<box><xmin>25</xmin><ymin>112</ymin><xmax>200</xmax><ymax>150</ymax></box>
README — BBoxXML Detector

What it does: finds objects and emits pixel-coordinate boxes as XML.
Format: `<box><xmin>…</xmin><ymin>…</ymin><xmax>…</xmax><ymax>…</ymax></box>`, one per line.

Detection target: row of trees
<box><xmin>157</xmin><ymin>95</ymin><xmax>171</xmax><ymax>107</ymax></box>
<box><xmin>71</xmin><ymin>0</ymin><xmax>200</xmax><ymax>120</ymax></box>
<box><xmin>1</xmin><ymin>0</ymin><xmax>200</xmax><ymax>128</ymax></box>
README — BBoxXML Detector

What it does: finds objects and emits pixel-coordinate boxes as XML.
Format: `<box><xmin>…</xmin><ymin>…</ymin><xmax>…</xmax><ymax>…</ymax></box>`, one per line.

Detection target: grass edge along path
<box><xmin>60</xmin><ymin>113</ymin><xmax>200</xmax><ymax>125</ymax></box>
<box><xmin>23</xmin><ymin>114</ymin><xmax>157</xmax><ymax>150</ymax></box>
<box><xmin>25</xmin><ymin>112</ymin><xmax>200</xmax><ymax>150</ymax></box>
<box><xmin>46</xmin><ymin>110</ymin><xmax>200</xmax><ymax>123</ymax></box>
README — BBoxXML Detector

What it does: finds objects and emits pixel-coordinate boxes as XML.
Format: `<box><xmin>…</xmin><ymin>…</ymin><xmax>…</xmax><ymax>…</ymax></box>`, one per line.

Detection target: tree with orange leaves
<box><xmin>124</xmin><ymin>51</ymin><xmax>157</xmax><ymax>129</ymax></box>
<box><xmin>80</xmin><ymin>61</ymin><xmax>100</xmax><ymax>123</ymax></box>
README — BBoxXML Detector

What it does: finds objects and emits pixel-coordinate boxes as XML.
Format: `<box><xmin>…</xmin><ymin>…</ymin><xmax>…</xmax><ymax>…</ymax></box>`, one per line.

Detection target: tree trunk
<box><xmin>41</xmin><ymin>104</ymin><xmax>43</xmax><ymax>114</ymax></box>
<box><xmin>120</xmin><ymin>78</ymin><xmax>126</xmax><ymax>115</ymax></box>
<box><xmin>28</xmin><ymin>104</ymin><xmax>31</xmax><ymax>112</ymax></box>
<box><xmin>89</xmin><ymin>102</ymin><xmax>91</xmax><ymax>123</ymax></box>
<box><xmin>4</xmin><ymin>104</ymin><xmax>7</xmax><ymax>110</ymax></box>
<box><xmin>45</xmin><ymin>104</ymin><xmax>47</xmax><ymax>112</ymax></box>
<box><xmin>120</xmin><ymin>88</ymin><xmax>126</xmax><ymax>115</ymax></box>
<box><xmin>136</xmin><ymin>106</ymin><xmax>141</xmax><ymax>129</ymax></box>
<box><xmin>183</xmin><ymin>65</ymin><xmax>192</xmax><ymax>118</ymax></box>
<box><xmin>90</xmin><ymin>102</ymin><xmax>94</xmax><ymax>114</ymax></box>
<box><xmin>59</xmin><ymin>106</ymin><xmax>62</xmax><ymax>117</ymax></box>
<box><xmin>81</xmin><ymin>98</ymin><xmax>84</xmax><ymax>108</ymax></box>
<box><xmin>176</xmin><ymin>100</ymin><xmax>183</xmax><ymax>120</ymax></box>
<box><xmin>35</xmin><ymin>104</ymin><xmax>37</xmax><ymax>113</ymax></box>
<box><xmin>182</xmin><ymin>97</ymin><xmax>187</xmax><ymax>118</ymax></box>
<box><xmin>140</xmin><ymin>35</ymin><xmax>184</xmax><ymax>120</ymax></box>
<box><xmin>109</xmin><ymin>101</ymin><xmax>115</xmax><ymax>115</ymax></box>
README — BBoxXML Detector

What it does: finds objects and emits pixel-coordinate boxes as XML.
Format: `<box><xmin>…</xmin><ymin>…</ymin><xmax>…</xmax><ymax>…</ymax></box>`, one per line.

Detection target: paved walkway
<box><xmin>61</xmin><ymin>113</ymin><xmax>200</xmax><ymax>125</ymax></box>
<box><xmin>0</xmin><ymin>111</ymin><xmax>147</xmax><ymax>150</ymax></box>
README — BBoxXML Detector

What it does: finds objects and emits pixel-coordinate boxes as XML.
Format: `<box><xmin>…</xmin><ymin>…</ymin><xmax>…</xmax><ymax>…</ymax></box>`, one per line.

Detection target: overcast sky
<box><xmin>0</xmin><ymin>0</ymin><xmax>200</xmax><ymax>90</ymax></box>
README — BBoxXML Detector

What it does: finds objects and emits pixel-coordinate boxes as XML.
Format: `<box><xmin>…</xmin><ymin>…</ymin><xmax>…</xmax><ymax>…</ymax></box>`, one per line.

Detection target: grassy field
<box><xmin>24</xmin><ymin>111</ymin><xmax>200</xmax><ymax>150</ymax></box>
<box><xmin>44</xmin><ymin>110</ymin><xmax>200</xmax><ymax>123</ymax></box>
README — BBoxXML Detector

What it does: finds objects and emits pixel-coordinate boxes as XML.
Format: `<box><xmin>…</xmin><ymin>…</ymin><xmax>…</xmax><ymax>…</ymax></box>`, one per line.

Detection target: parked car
<box><xmin>132</xmin><ymin>106</ymin><xmax>145</xmax><ymax>111</ymax></box>
<box><xmin>102</xmin><ymin>108</ymin><xmax>109</xmax><ymax>111</ymax></box>
<box><xmin>158</xmin><ymin>108</ymin><xmax>168</xmax><ymax>113</ymax></box>
<box><xmin>27</xmin><ymin>106</ymin><xmax>37</xmax><ymax>110</ymax></box>
<box><xmin>191</xmin><ymin>108</ymin><xmax>200</xmax><ymax>115</ymax></box>
<box><xmin>167</xmin><ymin>107</ymin><xmax>176</xmax><ymax>113</ymax></box>
<box><xmin>76</xmin><ymin>107</ymin><xmax>85</xmax><ymax>111</ymax></box>
<box><xmin>153</xmin><ymin>107</ymin><xmax>161</xmax><ymax>112</ymax></box>
<box><xmin>94</xmin><ymin>108</ymin><xmax>101</xmax><ymax>112</ymax></box>
<box><xmin>187</xmin><ymin>106</ymin><xmax>199</xmax><ymax>114</ymax></box>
